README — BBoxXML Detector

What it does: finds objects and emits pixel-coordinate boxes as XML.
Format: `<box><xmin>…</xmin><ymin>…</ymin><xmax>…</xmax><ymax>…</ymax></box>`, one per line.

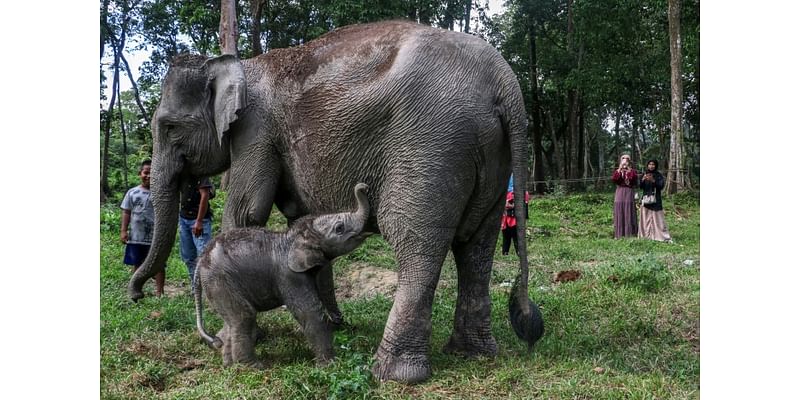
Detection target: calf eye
<box><xmin>334</xmin><ymin>222</ymin><xmax>345</xmax><ymax>235</ymax></box>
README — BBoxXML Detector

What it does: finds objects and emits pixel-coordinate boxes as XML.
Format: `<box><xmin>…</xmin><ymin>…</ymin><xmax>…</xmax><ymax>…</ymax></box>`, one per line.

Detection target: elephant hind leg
<box><xmin>227</xmin><ymin>314</ymin><xmax>264</xmax><ymax>369</ymax></box>
<box><xmin>443</xmin><ymin>195</ymin><xmax>505</xmax><ymax>357</ymax></box>
<box><xmin>372</xmin><ymin>213</ymin><xmax>456</xmax><ymax>382</ymax></box>
<box><xmin>211</xmin><ymin>287</ymin><xmax>264</xmax><ymax>368</ymax></box>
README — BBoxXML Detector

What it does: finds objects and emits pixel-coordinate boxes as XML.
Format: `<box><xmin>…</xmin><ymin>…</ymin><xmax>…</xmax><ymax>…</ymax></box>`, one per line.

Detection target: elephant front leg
<box><xmin>222</xmin><ymin>153</ymin><xmax>281</xmax><ymax>230</ymax></box>
<box><xmin>444</xmin><ymin>212</ymin><xmax>503</xmax><ymax>357</ymax></box>
<box><xmin>285</xmin><ymin>285</ymin><xmax>335</xmax><ymax>365</ymax></box>
<box><xmin>315</xmin><ymin>266</ymin><xmax>343</xmax><ymax>328</ymax></box>
<box><xmin>372</xmin><ymin>241</ymin><xmax>450</xmax><ymax>384</ymax></box>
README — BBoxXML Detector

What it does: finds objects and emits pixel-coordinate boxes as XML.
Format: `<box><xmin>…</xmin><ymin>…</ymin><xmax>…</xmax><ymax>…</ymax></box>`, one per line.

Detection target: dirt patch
<box><xmin>124</xmin><ymin>339</ymin><xmax>207</xmax><ymax>371</ymax></box>
<box><xmin>162</xmin><ymin>283</ymin><xmax>184</xmax><ymax>298</ymax></box>
<box><xmin>336</xmin><ymin>263</ymin><xmax>397</xmax><ymax>300</ymax></box>
<box><xmin>553</xmin><ymin>270</ymin><xmax>582</xmax><ymax>283</ymax></box>
<box><xmin>129</xmin><ymin>371</ymin><xmax>167</xmax><ymax>392</ymax></box>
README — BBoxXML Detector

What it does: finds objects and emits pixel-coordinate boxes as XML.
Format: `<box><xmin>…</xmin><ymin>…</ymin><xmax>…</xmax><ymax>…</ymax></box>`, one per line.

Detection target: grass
<box><xmin>100</xmin><ymin>190</ymin><xmax>700</xmax><ymax>399</ymax></box>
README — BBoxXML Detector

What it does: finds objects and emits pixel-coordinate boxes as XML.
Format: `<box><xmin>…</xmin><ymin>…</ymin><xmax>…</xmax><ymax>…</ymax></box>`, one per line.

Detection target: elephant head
<box><xmin>289</xmin><ymin>183</ymin><xmax>371</xmax><ymax>273</ymax></box>
<box><xmin>128</xmin><ymin>54</ymin><xmax>247</xmax><ymax>301</ymax></box>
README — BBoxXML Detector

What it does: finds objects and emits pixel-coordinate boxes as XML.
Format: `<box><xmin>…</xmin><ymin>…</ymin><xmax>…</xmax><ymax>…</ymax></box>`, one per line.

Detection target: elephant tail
<box><xmin>501</xmin><ymin>93</ymin><xmax>545</xmax><ymax>350</ymax></box>
<box><xmin>194</xmin><ymin>269</ymin><xmax>223</xmax><ymax>349</ymax></box>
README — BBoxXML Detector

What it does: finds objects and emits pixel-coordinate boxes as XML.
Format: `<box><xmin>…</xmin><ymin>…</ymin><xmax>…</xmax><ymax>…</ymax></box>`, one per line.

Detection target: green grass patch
<box><xmin>101</xmin><ymin>190</ymin><xmax>699</xmax><ymax>399</ymax></box>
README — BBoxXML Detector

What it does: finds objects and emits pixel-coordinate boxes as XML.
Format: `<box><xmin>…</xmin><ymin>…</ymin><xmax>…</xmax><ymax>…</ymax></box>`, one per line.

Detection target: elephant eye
<box><xmin>334</xmin><ymin>222</ymin><xmax>345</xmax><ymax>235</ymax></box>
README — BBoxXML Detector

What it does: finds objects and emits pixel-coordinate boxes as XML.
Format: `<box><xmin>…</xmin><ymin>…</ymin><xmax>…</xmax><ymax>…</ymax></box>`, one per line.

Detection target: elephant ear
<box><xmin>288</xmin><ymin>233</ymin><xmax>328</xmax><ymax>273</ymax></box>
<box><xmin>203</xmin><ymin>55</ymin><xmax>247</xmax><ymax>144</ymax></box>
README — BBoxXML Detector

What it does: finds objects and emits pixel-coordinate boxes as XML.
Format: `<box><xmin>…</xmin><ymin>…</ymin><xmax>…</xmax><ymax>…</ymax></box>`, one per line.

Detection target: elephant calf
<box><xmin>194</xmin><ymin>183</ymin><xmax>370</xmax><ymax>368</ymax></box>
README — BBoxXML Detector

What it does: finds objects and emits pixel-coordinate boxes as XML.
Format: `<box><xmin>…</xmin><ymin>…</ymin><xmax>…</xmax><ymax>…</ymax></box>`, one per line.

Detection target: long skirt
<box><xmin>638</xmin><ymin>206</ymin><xmax>672</xmax><ymax>241</ymax></box>
<box><xmin>613</xmin><ymin>186</ymin><xmax>638</xmax><ymax>238</ymax></box>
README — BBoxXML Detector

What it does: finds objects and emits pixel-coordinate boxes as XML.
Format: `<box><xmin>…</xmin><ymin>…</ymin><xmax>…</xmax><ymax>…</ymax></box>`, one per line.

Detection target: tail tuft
<box><xmin>508</xmin><ymin>276</ymin><xmax>544</xmax><ymax>349</ymax></box>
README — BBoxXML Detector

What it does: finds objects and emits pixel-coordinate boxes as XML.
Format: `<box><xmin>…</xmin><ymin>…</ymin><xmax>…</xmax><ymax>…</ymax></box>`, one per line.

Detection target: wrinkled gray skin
<box><xmin>129</xmin><ymin>20</ymin><xmax>542</xmax><ymax>383</ymax></box>
<box><xmin>195</xmin><ymin>183</ymin><xmax>371</xmax><ymax>368</ymax></box>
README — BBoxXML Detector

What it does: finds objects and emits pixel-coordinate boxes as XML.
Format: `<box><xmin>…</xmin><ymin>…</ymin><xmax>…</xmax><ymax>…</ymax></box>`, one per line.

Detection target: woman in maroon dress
<box><xmin>611</xmin><ymin>154</ymin><xmax>638</xmax><ymax>238</ymax></box>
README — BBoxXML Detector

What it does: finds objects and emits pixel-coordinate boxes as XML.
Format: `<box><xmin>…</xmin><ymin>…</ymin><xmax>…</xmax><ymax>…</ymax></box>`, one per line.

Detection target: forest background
<box><xmin>1</xmin><ymin>1</ymin><xmax>798</xmax><ymax>399</ymax></box>
<box><xmin>99</xmin><ymin>0</ymin><xmax>699</xmax><ymax>203</ymax></box>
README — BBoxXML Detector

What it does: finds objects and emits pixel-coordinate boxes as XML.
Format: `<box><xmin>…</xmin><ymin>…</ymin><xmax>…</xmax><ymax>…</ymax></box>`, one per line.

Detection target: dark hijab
<box><xmin>645</xmin><ymin>159</ymin><xmax>659</xmax><ymax>173</ymax></box>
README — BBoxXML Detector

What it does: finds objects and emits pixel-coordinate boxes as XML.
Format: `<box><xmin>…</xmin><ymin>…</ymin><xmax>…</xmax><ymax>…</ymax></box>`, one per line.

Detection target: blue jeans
<box><xmin>179</xmin><ymin>216</ymin><xmax>212</xmax><ymax>289</ymax></box>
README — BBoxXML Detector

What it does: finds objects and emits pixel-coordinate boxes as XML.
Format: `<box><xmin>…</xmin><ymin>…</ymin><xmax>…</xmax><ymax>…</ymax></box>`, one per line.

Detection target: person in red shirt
<box><xmin>611</xmin><ymin>154</ymin><xmax>638</xmax><ymax>238</ymax></box>
<box><xmin>500</xmin><ymin>188</ymin><xmax>530</xmax><ymax>256</ymax></box>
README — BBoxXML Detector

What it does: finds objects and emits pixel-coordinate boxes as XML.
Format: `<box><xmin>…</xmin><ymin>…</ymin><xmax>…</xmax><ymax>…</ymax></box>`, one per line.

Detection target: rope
<box><xmin>529</xmin><ymin>177</ymin><xmax>606</xmax><ymax>184</ymax></box>
<box><xmin>527</xmin><ymin>169</ymin><xmax>693</xmax><ymax>185</ymax></box>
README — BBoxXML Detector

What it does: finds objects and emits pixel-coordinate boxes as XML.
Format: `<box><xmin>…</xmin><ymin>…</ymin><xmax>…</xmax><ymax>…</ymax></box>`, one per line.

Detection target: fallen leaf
<box><xmin>149</xmin><ymin>311</ymin><xmax>162</xmax><ymax>319</ymax></box>
<box><xmin>593</xmin><ymin>367</ymin><xmax>605</xmax><ymax>374</ymax></box>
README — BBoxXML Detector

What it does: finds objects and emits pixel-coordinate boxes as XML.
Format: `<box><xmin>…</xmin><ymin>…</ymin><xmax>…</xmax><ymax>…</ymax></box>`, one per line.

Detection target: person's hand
<box><xmin>120</xmin><ymin>231</ymin><xmax>128</xmax><ymax>244</ymax></box>
<box><xmin>193</xmin><ymin>220</ymin><xmax>204</xmax><ymax>237</ymax></box>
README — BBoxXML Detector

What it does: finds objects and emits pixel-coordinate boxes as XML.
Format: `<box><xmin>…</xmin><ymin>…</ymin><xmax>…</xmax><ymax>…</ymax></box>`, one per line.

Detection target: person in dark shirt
<box><xmin>179</xmin><ymin>177</ymin><xmax>214</xmax><ymax>290</ymax></box>
<box><xmin>638</xmin><ymin>159</ymin><xmax>673</xmax><ymax>242</ymax></box>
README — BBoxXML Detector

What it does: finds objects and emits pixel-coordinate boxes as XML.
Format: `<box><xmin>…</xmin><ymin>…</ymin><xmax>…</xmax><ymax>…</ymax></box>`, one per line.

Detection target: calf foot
<box><xmin>443</xmin><ymin>331</ymin><xmax>498</xmax><ymax>357</ymax></box>
<box><xmin>372</xmin><ymin>345</ymin><xmax>431</xmax><ymax>384</ymax></box>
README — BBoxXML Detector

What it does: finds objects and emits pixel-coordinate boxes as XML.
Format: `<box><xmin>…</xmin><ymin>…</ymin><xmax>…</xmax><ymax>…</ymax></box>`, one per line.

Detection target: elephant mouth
<box><xmin>353</xmin><ymin>232</ymin><xmax>372</xmax><ymax>241</ymax></box>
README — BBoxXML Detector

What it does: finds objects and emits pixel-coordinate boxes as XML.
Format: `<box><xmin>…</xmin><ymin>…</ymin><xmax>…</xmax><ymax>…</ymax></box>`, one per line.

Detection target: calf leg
<box><xmin>284</xmin><ymin>274</ymin><xmax>335</xmax><ymax>365</ymax></box>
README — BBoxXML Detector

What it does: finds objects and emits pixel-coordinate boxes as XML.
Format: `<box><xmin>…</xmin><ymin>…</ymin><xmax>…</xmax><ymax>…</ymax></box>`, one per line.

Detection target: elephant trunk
<box><xmin>351</xmin><ymin>183</ymin><xmax>370</xmax><ymax>228</ymax></box>
<box><xmin>127</xmin><ymin>152</ymin><xmax>182</xmax><ymax>301</ymax></box>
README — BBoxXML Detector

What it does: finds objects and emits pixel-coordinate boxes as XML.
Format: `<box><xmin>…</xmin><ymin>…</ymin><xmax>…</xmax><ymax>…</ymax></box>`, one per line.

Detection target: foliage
<box><xmin>100</xmin><ymin>0</ymin><xmax>700</xmax><ymax>201</ymax></box>
<box><xmin>100</xmin><ymin>190</ymin><xmax>699</xmax><ymax>398</ymax></box>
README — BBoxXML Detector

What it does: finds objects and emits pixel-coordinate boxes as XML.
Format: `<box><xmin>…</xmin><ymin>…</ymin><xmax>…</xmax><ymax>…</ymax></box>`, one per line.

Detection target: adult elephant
<box><xmin>128</xmin><ymin>20</ymin><xmax>543</xmax><ymax>383</ymax></box>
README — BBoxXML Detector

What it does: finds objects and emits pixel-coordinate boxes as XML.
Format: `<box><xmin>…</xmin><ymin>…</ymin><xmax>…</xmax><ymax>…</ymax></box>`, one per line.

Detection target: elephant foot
<box><xmin>228</xmin><ymin>356</ymin><xmax>265</xmax><ymax>370</ymax></box>
<box><xmin>371</xmin><ymin>347</ymin><xmax>431</xmax><ymax>384</ymax></box>
<box><xmin>442</xmin><ymin>332</ymin><xmax>498</xmax><ymax>357</ymax></box>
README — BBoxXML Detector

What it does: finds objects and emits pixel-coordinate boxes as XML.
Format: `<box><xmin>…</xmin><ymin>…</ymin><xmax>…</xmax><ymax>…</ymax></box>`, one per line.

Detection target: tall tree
<box><xmin>523</xmin><ymin>1</ymin><xmax>545</xmax><ymax>194</ymax></box>
<box><xmin>666</xmin><ymin>0</ymin><xmax>684</xmax><ymax>193</ymax></box>
<box><xmin>101</xmin><ymin>0</ymin><xmax>143</xmax><ymax>201</ymax></box>
<box><xmin>566</xmin><ymin>0</ymin><xmax>583</xmax><ymax>188</ymax></box>
<box><xmin>250</xmin><ymin>0</ymin><xmax>265</xmax><ymax>56</ymax></box>
<box><xmin>219</xmin><ymin>0</ymin><xmax>239</xmax><ymax>56</ymax></box>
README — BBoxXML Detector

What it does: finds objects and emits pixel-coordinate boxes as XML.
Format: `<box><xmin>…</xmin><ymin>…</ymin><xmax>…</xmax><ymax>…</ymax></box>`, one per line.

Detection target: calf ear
<box><xmin>288</xmin><ymin>235</ymin><xmax>327</xmax><ymax>273</ymax></box>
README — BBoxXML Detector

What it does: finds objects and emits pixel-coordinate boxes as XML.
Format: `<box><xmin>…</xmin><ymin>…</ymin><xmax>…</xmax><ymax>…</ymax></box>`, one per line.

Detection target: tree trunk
<box><xmin>581</xmin><ymin>108</ymin><xmax>591</xmax><ymax>180</ymax></box>
<box><xmin>631</xmin><ymin>112</ymin><xmax>641</xmax><ymax>167</ymax></box>
<box><xmin>547</xmin><ymin>110</ymin><xmax>563</xmax><ymax>183</ymax></box>
<box><xmin>101</xmin><ymin>43</ymin><xmax>121</xmax><ymax>200</ymax></box>
<box><xmin>611</xmin><ymin>106</ymin><xmax>621</xmax><ymax>167</ymax></box>
<box><xmin>117</xmin><ymin>81</ymin><xmax>129</xmax><ymax>189</ymax></box>
<box><xmin>250</xmin><ymin>0</ymin><xmax>264</xmax><ymax>56</ymax></box>
<box><xmin>120</xmin><ymin>53</ymin><xmax>148</xmax><ymax>121</ymax></box>
<box><xmin>100</xmin><ymin>0</ymin><xmax>111</xmax><ymax>60</ymax></box>
<box><xmin>219</xmin><ymin>0</ymin><xmax>239</xmax><ymax>57</ymax></box>
<box><xmin>659</xmin><ymin>122</ymin><xmax>669</xmax><ymax>167</ymax></box>
<box><xmin>463</xmin><ymin>0</ymin><xmax>471</xmax><ymax>34</ymax></box>
<box><xmin>219</xmin><ymin>0</ymin><xmax>239</xmax><ymax>190</ymax></box>
<box><xmin>528</xmin><ymin>14</ymin><xmax>545</xmax><ymax>194</ymax></box>
<box><xmin>666</xmin><ymin>0</ymin><xmax>685</xmax><ymax>194</ymax></box>
<box><xmin>566</xmin><ymin>0</ymin><xmax>583</xmax><ymax>189</ymax></box>
<box><xmin>596</xmin><ymin>121</ymin><xmax>605</xmax><ymax>186</ymax></box>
